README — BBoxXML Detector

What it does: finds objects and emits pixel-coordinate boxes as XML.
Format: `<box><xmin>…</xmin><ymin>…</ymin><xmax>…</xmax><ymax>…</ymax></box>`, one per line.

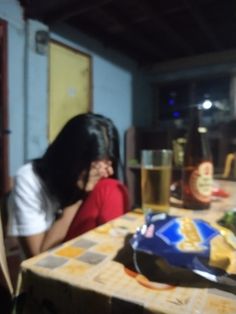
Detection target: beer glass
<box><xmin>141</xmin><ymin>149</ymin><xmax>173</xmax><ymax>213</ymax></box>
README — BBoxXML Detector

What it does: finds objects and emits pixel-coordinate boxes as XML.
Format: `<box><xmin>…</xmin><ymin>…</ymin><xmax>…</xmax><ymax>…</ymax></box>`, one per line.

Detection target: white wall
<box><xmin>0</xmin><ymin>0</ymin><xmax>25</xmax><ymax>176</ymax></box>
<box><xmin>24</xmin><ymin>20</ymin><xmax>48</xmax><ymax>160</ymax></box>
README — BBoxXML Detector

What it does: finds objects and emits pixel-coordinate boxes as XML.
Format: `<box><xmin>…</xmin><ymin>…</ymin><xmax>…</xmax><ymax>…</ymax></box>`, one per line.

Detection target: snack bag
<box><xmin>130</xmin><ymin>212</ymin><xmax>236</xmax><ymax>286</ymax></box>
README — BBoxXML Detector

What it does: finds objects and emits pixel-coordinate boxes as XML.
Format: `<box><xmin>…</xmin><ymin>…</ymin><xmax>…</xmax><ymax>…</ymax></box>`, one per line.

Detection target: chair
<box><xmin>0</xmin><ymin>194</ymin><xmax>25</xmax><ymax>313</ymax></box>
<box><xmin>0</xmin><ymin>207</ymin><xmax>13</xmax><ymax>295</ymax></box>
<box><xmin>0</xmin><ymin>203</ymin><xmax>14</xmax><ymax>313</ymax></box>
<box><xmin>172</xmin><ymin>137</ymin><xmax>186</xmax><ymax>167</ymax></box>
<box><xmin>222</xmin><ymin>153</ymin><xmax>236</xmax><ymax>178</ymax></box>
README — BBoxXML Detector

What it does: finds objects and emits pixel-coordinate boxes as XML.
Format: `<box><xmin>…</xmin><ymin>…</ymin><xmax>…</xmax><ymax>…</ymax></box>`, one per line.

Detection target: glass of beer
<box><xmin>141</xmin><ymin>149</ymin><xmax>173</xmax><ymax>213</ymax></box>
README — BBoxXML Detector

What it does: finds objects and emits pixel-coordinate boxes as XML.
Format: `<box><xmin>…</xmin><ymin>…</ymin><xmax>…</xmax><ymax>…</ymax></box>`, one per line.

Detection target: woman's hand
<box><xmin>76</xmin><ymin>160</ymin><xmax>113</xmax><ymax>192</ymax></box>
<box><xmin>85</xmin><ymin>160</ymin><xmax>113</xmax><ymax>192</ymax></box>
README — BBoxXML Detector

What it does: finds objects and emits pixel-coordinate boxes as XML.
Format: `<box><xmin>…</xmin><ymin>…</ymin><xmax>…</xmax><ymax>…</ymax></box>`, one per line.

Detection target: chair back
<box><xmin>0</xmin><ymin>203</ymin><xmax>13</xmax><ymax>295</ymax></box>
<box><xmin>172</xmin><ymin>137</ymin><xmax>186</xmax><ymax>167</ymax></box>
<box><xmin>222</xmin><ymin>153</ymin><xmax>236</xmax><ymax>178</ymax></box>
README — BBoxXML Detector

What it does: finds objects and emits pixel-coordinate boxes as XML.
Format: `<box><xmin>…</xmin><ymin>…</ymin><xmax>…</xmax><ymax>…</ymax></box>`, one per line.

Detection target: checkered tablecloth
<box><xmin>19</xmin><ymin>181</ymin><xmax>236</xmax><ymax>314</ymax></box>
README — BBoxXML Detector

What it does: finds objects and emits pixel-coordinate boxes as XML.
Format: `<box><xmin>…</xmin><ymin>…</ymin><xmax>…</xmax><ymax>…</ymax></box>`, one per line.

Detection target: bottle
<box><xmin>182</xmin><ymin>107</ymin><xmax>213</xmax><ymax>209</ymax></box>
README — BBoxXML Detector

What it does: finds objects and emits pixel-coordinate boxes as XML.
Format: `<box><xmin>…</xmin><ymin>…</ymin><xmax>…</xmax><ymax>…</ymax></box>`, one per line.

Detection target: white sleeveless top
<box><xmin>7</xmin><ymin>163</ymin><xmax>59</xmax><ymax>236</ymax></box>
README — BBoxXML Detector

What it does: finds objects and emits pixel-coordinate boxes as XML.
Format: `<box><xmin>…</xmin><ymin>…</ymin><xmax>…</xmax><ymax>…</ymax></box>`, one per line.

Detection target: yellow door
<box><xmin>48</xmin><ymin>42</ymin><xmax>92</xmax><ymax>142</ymax></box>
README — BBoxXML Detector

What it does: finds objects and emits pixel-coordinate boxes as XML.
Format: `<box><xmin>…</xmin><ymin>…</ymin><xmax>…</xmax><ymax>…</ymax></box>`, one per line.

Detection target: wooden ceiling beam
<box><xmin>146</xmin><ymin>13</ymin><xmax>195</xmax><ymax>55</ymax></box>
<box><xmin>182</xmin><ymin>0</ymin><xmax>222</xmax><ymax>51</ymax></box>
<box><xmin>44</xmin><ymin>0</ymin><xmax>113</xmax><ymax>24</ymax></box>
<box><xmin>96</xmin><ymin>6</ymin><xmax>166</xmax><ymax>59</ymax></box>
<box><xmin>68</xmin><ymin>19</ymin><xmax>159</xmax><ymax>63</ymax></box>
<box><xmin>125</xmin><ymin>0</ymin><xmax>195</xmax><ymax>56</ymax></box>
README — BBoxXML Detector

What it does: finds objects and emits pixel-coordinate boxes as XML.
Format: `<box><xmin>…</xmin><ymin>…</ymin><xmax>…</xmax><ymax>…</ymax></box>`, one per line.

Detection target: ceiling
<box><xmin>19</xmin><ymin>0</ymin><xmax>236</xmax><ymax>66</ymax></box>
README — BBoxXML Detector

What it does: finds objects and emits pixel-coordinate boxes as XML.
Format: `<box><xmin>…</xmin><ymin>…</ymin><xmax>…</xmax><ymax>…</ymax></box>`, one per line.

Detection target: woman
<box><xmin>7</xmin><ymin>113</ymin><xmax>129</xmax><ymax>258</ymax></box>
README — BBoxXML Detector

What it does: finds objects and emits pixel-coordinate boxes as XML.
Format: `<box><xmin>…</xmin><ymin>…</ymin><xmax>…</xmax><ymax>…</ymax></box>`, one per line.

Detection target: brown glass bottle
<box><xmin>182</xmin><ymin>107</ymin><xmax>213</xmax><ymax>209</ymax></box>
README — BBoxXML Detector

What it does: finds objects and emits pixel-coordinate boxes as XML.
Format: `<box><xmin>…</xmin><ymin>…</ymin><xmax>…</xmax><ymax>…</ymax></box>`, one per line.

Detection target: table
<box><xmin>18</xmin><ymin>181</ymin><xmax>236</xmax><ymax>314</ymax></box>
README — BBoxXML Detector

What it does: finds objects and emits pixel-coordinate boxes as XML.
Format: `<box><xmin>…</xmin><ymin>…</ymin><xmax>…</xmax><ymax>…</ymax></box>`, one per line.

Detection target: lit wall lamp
<box><xmin>35</xmin><ymin>30</ymin><xmax>49</xmax><ymax>55</ymax></box>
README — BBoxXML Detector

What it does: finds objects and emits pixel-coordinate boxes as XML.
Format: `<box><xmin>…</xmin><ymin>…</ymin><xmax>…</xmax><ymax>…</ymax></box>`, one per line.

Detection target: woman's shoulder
<box><xmin>15</xmin><ymin>162</ymin><xmax>34</xmax><ymax>177</ymax></box>
<box><xmin>14</xmin><ymin>162</ymin><xmax>41</xmax><ymax>191</ymax></box>
<box><xmin>95</xmin><ymin>178</ymin><xmax>128</xmax><ymax>196</ymax></box>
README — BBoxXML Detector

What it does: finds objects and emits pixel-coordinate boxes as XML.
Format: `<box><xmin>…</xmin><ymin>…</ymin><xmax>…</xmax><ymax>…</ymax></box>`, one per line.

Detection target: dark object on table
<box><xmin>133</xmin><ymin>251</ymin><xmax>208</xmax><ymax>286</ymax></box>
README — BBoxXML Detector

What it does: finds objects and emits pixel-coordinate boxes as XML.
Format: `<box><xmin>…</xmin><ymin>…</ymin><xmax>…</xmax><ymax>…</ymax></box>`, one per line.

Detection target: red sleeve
<box><xmin>97</xmin><ymin>179</ymin><xmax>129</xmax><ymax>225</ymax></box>
<box><xmin>64</xmin><ymin>178</ymin><xmax>129</xmax><ymax>241</ymax></box>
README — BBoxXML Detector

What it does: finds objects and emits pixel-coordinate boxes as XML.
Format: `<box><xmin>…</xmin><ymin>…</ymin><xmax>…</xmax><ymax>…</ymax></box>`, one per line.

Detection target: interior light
<box><xmin>202</xmin><ymin>100</ymin><xmax>212</xmax><ymax>110</ymax></box>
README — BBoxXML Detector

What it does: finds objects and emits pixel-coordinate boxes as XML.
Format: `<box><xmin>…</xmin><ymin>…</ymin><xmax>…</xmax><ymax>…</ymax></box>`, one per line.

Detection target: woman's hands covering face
<box><xmin>77</xmin><ymin>160</ymin><xmax>113</xmax><ymax>192</ymax></box>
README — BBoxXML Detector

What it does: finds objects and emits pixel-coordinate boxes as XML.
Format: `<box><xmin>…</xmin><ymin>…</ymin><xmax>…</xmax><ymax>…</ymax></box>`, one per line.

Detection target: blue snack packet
<box><xmin>130</xmin><ymin>212</ymin><xmax>236</xmax><ymax>286</ymax></box>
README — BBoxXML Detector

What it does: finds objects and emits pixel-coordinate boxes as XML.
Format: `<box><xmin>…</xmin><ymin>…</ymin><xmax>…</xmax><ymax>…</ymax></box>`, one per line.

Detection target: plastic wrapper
<box><xmin>130</xmin><ymin>212</ymin><xmax>236</xmax><ymax>286</ymax></box>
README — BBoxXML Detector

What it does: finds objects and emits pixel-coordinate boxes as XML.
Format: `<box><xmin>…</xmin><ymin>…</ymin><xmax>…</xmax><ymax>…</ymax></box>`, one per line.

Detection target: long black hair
<box><xmin>33</xmin><ymin>113</ymin><xmax>120</xmax><ymax>208</ymax></box>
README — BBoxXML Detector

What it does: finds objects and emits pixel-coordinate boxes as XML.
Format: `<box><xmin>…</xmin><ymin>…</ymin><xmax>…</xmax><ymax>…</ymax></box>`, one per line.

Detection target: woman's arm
<box><xmin>16</xmin><ymin>160</ymin><xmax>112</xmax><ymax>258</ymax></box>
<box><xmin>19</xmin><ymin>200</ymin><xmax>81</xmax><ymax>257</ymax></box>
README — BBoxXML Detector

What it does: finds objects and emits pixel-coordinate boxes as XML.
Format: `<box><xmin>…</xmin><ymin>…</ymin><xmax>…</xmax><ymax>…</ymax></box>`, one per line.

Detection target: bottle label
<box><xmin>189</xmin><ymin>162</ymin><xmax>213</xmax><ymax>202</ymax></box>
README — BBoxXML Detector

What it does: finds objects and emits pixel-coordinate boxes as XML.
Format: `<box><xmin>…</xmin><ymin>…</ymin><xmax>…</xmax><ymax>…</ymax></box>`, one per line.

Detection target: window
<box><xmin>157</xmin><ymin>75</ymin><xmax>231</xmax><ymax>124</ymax></box>
<box><xmin>158</xmin><ymin>82</ymin><xmax>189</xmax><ymax>120</ymax></box>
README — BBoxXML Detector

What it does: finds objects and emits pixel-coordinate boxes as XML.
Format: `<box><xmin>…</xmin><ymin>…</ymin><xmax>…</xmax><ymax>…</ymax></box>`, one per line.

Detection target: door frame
<box><xmin>0</xmin><ymin>20</ymin><xmax>9</xmax><ymax>196</ymax></box>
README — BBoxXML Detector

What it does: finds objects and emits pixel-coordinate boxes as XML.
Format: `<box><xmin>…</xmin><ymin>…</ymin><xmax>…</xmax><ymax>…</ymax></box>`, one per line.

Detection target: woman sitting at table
<box><xmin>7</xmin><ymin>113</ymin><xmax>129</xmax><ymax>258</ymax></box>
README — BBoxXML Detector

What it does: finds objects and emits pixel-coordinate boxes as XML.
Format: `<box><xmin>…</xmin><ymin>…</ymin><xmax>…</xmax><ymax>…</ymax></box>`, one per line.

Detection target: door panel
<box><xmin>48</xmin><ymin>41</ymin><xmax>92</xmax><ymax>142</ymax></box>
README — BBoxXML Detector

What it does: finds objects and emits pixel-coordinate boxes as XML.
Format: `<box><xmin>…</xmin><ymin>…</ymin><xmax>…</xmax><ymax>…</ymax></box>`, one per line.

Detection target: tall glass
<box><xmin>141</xmin><ymin>149</ymin><xmax>173</xmax><ymax>213</ymax></box>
